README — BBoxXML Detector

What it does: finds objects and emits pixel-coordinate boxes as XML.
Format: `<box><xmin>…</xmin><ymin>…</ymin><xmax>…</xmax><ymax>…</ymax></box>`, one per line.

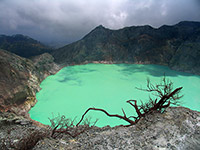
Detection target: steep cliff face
<box><xmin>52</xmin><ymin>21</ymin><xmax>200</xmax><ymax>74</ymax></box>
<box><xmin>169</xmin><ymin>28</ymin><xmax>200</xmax><ymax>74</ymax></box>
<box><xmin>0</xmin><ymin>49</ymin><xmax>60</xmax><ymax>116</ymax></box>
<box><xmin>31</xmin><ymin>53</ymin><xmax>61</xmax><ymax>79</ymax></box>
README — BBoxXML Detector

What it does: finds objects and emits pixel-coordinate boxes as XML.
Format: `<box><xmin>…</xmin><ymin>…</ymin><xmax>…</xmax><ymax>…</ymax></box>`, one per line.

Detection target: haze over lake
<box><xmin>29</xmin><ymin>64</ymin><xmax>200</xmax><ymax>127</ymax></box>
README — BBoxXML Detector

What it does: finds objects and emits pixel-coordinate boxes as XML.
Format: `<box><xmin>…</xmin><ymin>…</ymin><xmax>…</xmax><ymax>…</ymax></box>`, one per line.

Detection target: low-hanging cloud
<box><xmin>0</xmin><ymin>0</ymin><xmax>200</xmax><ymax>45</ymax></box>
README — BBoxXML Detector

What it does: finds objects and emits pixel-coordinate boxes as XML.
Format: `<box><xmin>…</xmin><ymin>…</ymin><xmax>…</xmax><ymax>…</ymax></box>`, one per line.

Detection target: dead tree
<box><xmin>50</xmin><ymin>76</ymin><xmax>183</xmax><ymax>137</ymax></box>
<box><xmin>77</xmin><ymin>76</ymin><xmax>183</xmax><ymax>127</ymax></box>
<box><xmin>49</xmin><ymin>114</ymin><xmax>97</xmax><ymax>138</ymax></box>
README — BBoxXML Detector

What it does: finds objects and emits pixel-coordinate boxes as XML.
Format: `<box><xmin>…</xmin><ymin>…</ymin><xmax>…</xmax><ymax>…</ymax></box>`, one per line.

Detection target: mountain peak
<box><xmin>94</xmin><ymin>25</ymin><xmax>107</xmax><ymax>31</ymax></box>
<box><xmin>82</xmin><ymin>24</ymin><xmax>109</xmax><ymax>40</ymax></box>
<box><xmin>96</xmin><ymin>24</ymin><xmax>105</xmax><ymax>28</ymax></box>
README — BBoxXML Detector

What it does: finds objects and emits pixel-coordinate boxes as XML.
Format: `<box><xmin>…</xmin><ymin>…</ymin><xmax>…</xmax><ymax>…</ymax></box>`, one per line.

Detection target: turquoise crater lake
<box><xmin>29</xmin><ymin>64</ymin><xmax>200</xmax><ymax>127</ymax></box>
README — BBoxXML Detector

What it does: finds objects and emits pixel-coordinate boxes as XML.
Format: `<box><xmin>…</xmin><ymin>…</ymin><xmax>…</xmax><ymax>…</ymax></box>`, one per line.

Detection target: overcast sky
<box><xmin>0</xmin><ymin>0</ymin><xmax>200</xmax><ymax>45</ymax></box>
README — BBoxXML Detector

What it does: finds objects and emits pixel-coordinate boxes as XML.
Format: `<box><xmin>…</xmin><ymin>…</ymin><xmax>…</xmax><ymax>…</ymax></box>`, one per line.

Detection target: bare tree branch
<box><xmin>76</xmin><ymin>107</ymin><xmax>136</xmax><ymax>127</ymax></box>
<box><xmin>76</xmin><ymin>76</ymin><xmax>183</xmax><ymax>127</ymax></box>
<box><xmin>50</xmin><ymin>76</ymin><xmax>183</xmax><ymax>137</ymax></box>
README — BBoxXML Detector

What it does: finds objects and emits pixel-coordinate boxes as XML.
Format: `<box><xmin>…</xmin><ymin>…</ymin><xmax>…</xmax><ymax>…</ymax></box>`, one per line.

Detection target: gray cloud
<box><xmin>0</xmin><ymin>0</ymin><xmax>200</xmax><ymax>46</ymax></box>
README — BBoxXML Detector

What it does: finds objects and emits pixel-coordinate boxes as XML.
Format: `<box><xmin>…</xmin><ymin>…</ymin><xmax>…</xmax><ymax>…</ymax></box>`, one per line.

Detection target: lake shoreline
<box><xmin>29</xmin><ymin>63</ymin><xmax>200</xmax><ymax>127</ymax></box>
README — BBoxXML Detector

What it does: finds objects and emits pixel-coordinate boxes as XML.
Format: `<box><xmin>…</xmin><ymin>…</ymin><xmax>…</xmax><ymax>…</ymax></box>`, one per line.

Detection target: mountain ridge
<box><xmin>52</xmin><ymin>21</ymin><xmax>200</xmax><ymax>74</ymax></box>
<box><xmin>0</xmin><ymin>34</ymin><xmax>52</xmax><ymax>58</ymax></box>
<box><xmin>0</xmin><ymin>21</ymin><xmax>200</xmax><ymax>149</ymax></box>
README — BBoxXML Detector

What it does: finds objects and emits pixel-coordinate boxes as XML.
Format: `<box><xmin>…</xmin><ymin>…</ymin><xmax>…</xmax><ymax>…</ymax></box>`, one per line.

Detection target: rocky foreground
<box><xmin>0</xmin><ymin>107</ymin><xmax>199</xmax><ymax>150</ymax></box>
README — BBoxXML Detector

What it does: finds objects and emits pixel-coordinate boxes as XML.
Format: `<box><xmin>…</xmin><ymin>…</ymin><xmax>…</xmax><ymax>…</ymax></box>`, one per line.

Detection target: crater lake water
<box><xmin>29</xmin><ymin>64</ymin><xmax>200</xmax><ymax>127</ymax></box>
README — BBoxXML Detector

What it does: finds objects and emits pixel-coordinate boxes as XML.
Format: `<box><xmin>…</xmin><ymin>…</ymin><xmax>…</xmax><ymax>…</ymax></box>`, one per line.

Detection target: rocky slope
<box><xmin>52</xmin><ymin>21</ymin><xmax>200</xmax><ymax>74</ymax></box>
<box><xmin>0</xmin><ymin>107</ymin><xmax>199</xmax><ymax>150</ymax></box>
<box><xmin>0</xmin><ymin>49</ymin><xmax>60</xmax><ymax>116</ymax></box>
<box><xmin>0</xmin><ymin>34</ymin><xmax>52</xmax><ymax>58</ymax></box>
<box><xmin>0</xmin><ymin>21</ymin><xmax>200</xmax><ymax>149</ymax></box>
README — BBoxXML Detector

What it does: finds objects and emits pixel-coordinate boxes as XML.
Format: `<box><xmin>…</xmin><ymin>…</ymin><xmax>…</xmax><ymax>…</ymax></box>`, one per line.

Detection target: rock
<box><xmin>169</xmin><ymin>29</ymin><xmax>200</xmax><ymax>74</ymax></box>
<box><xmin>52</xmin><ymin>21</ymin><xmax>200</xmax><ymax>75</ymax></box>
<box><xmin>32</xmin><ymin>107</ymin><xmax>200</xmax><ymax>150</ymax></box>
<box><xmin>0</xmin><ymin>112</ymin><xmax>50</xmax><ymax>150</ymax></box>
<box><xmin>0</xmin><ymin>21</ymin><xmax>200</xmax><ymax>149</ymax></box>
<box><xmin>31</xmin><ymin>53</ymin><xmax>61</xmax><ymax>80</ymax></box>
<box><xmin>0</xmin><ymin>50</ymin><xmax>61</xmax><ymax>116</ymax></box>
<box><xmin>0</xmin><ymin>106</ymin><xmax>199</xmax><ymax>149</ymax></box>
